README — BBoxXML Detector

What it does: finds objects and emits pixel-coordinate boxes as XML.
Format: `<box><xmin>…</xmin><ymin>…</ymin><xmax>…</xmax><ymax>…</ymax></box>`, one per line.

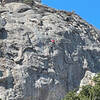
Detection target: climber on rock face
<box><xmin>51</xmin><ymin>39</ymin><xmax>55</xmax><ymax>43</ymax></box>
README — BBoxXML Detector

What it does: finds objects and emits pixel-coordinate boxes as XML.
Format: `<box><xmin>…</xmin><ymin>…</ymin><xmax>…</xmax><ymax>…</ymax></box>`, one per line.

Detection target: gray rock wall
<box><xmin>0</xmin><ymin>0</ymin><xmax>41</xmax><ymax>4</ymax></box>
<box><xmin>0</xmin><ymin>2</ymin><xmax>100</xmax><ymax>100</ymax></box>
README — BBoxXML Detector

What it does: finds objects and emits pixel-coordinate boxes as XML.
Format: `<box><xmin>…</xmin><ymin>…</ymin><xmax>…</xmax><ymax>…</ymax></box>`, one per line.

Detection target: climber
<box><xmin>51</xmin><ymin>39</ymin><xmax>55</xmax><ymax>43</ymax></box>
<box><xmin>49</xmin><ymin>39</ymin><xmax>55</xmax><ymax>56</ymax></box>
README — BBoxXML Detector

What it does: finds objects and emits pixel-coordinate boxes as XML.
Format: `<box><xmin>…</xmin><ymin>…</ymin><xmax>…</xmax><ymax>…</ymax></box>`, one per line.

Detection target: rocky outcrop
<box><xmin>77</xmin><ymin>70</ymin><xmax>96</xmax><ymax>94</ymax></box>
<box><xmin>1</xmin><ymin>0</ymin><xmax>41</xmax><ymax>3</ymax></box>
<box><xmin>0</xmin><ymin>2</ymin><xmax>100</xmax><ymax>100</ymax></box>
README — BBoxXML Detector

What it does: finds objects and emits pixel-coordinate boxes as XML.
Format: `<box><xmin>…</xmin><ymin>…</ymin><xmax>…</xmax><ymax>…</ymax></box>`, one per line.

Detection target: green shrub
<box><xmin>93</xmin><ymin>73</ymin><xmax>100</xmax><ymax>85</ymax></box>
<box><xmin>63</xmin><ymin>73</ymin><xmax>100</xmax><ymax>100</ymax></box>
<box><xmin>63</xmin><ymin>91</ymin><xmax>80</xmax><ymax>100</ymax></box>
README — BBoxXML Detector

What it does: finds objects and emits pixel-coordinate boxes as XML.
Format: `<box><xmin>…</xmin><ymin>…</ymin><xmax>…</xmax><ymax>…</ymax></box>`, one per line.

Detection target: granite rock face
<box><xmin>0</xmin><ymin>2</ymin><xmax>100</xmax><ymax>100</ymax></box>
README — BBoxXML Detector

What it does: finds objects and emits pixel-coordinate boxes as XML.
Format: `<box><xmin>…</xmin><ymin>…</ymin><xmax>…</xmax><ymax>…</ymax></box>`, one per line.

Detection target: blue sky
<box><xmin>42</xmin><ymin>0</ymin><xmax>100</xmax><ymax>29</ymax></box>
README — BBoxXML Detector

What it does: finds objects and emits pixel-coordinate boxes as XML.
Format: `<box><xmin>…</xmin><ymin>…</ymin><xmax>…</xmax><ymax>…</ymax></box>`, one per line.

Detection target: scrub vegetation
<box><xmin>63</xmin><ymin>73</ymin><xmax>100</xmax><ymax>100</ymax></box>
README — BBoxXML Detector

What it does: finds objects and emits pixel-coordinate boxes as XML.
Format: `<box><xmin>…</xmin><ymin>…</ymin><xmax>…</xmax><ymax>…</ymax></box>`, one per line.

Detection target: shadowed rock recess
<box><xmin>0</xmin><ymin>2</ymin><xmax>100</xmax><ymax>100</ymax></box>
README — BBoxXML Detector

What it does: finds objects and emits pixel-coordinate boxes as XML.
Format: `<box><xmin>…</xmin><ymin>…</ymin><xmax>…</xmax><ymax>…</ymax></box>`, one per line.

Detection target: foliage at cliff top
<box><xmin>63</xmin><ymin>73</ymin><xmax>100</xmax><ymax>100</ymax></box>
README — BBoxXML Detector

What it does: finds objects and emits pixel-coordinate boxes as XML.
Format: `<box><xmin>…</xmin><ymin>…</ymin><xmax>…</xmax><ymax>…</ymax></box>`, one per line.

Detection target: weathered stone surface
<box><xmin>0</xmin><ymin>16</ymin><xmax>6</xmax><ymax>29</ymax></box>
<box><xmin>0</xmin><ymin>0</ymin><xmax>41</xmax><ymax>3</ymax></box>
<box><xmin>0</xmin><ymin>2</ymin><xmax>100</xmax><ymax>100</ymax></box>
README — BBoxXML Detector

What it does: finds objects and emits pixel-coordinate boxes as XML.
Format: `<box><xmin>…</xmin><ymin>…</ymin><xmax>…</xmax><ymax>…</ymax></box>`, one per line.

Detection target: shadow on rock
<box><xmin>0</xmin><ymin>76</ymin><xmax>14</xmax><ymax>89</ymax></box>
<box><xmin>0</xmin><ymin>28</ymin><xmax>8</xmax><ymax>39</ymax></box>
